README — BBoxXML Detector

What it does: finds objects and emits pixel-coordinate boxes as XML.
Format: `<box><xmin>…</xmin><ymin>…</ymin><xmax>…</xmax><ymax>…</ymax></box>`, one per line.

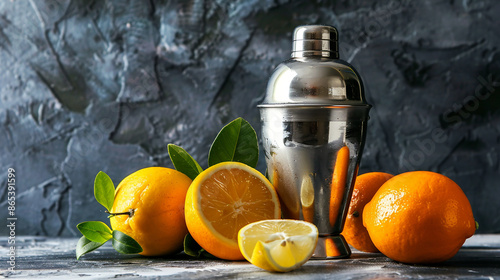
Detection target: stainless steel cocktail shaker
<box><xmin>258</xmin><ymin>25</ymin><xmax>371</xmax><ymax>259</ymax></box>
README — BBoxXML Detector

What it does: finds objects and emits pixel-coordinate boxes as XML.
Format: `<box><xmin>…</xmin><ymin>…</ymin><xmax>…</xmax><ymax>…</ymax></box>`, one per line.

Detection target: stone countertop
<box><xmin>1</xmin><ymin>235</ymin><xmax>499</xmax><ymax>279</ymax></box>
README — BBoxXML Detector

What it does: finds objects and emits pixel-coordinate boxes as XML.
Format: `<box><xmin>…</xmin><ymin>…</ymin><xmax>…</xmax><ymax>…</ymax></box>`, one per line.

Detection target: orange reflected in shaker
<box><xmin>272</xmin><ymin>166</ymin><xmax>300</xmax><ymax>219</ymax></box>
<box><xmin>329</xmin><ymin>146</ymin><xmax>350</xmax><ymax>228</ymax></box>
<box><xmin>325</xmin><ymin>238</ymin><xmax>342</xmax><ymax>257</ymax></box>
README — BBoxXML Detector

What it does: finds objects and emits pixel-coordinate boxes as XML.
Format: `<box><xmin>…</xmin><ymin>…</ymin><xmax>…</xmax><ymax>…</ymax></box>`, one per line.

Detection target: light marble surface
<box><xmin>1</xmin><ymin>234</ymin><xmax>499</xmax><ymax>279</ymax></box>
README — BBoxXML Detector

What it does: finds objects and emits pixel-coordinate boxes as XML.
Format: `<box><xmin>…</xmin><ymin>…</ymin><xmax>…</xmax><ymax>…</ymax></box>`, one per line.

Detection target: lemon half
<box><xmin>238</xmin><ymin>219</ymin><xmax>318</xmax><ymax>272</ymax></box>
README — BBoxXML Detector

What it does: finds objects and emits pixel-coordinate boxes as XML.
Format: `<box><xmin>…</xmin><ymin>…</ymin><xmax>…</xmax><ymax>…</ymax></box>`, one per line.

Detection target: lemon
<box><xmin>238</xmin><ymin>219</ymin><xmax>318</xmax><ymax>272</ymax></box>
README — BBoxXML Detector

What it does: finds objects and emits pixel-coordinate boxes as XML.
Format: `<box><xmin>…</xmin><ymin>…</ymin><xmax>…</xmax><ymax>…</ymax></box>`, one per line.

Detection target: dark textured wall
<box><xmin>0</xmin><ymin>0</ymin><xmax>499</xmax><ymax>237</ymax></box>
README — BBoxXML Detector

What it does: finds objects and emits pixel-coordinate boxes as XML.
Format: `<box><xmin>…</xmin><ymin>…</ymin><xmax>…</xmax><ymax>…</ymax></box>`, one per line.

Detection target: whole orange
<box><xmin>363</xmin><ymin>171</ymin><xmax>476</xmax><ymax>263</ymax></box>
<box><xmin>342</xmin><ymin>172</ymin><xmax>393</xmax><ymax>253</ymax></box>
<box><xmin>110</xmin><ymin>167</ymin><xmax>192</xmax><ymax>256</ymax></box>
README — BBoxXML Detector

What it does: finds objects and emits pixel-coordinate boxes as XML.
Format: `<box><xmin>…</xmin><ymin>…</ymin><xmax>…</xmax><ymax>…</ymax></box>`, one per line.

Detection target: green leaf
<box><xmin>94</xmin><ymin>171</ymin><xmax>115</xmax><ymax>212</ymax></box>
<box><xmin>168</xmin><ymin>144</ymin><xmax>203</xmax><ymax>180</ymax></box>
<box><xmin>112</xmin><ymin>230</ymin><xmax>143</xmax><ymax>254</ymax></box>
<box><xmin>183</xmin><ymin>233</ymin><xmax>216</xmax><ymax>258</ymax></box>
<box><xmin>76</xmin><ymin>236</ymin><xmax>106</xmax><ymax>260</ymax></box>
<box><xmin>77</xmin><ymin>221</ymin><xmax>113</xmax><ymax>243</ymax></box>
<box><xmin>208</xmin><ymin>118</ymin><xmax>259</xmax><ymax>168</ymax></box>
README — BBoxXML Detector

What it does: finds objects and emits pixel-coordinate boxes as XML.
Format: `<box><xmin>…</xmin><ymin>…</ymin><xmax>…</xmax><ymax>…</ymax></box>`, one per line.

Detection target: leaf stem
<box><xmin>106</xmin><ymin>209</ymin><xmax>135</xmax><ymax>217</ymax></box>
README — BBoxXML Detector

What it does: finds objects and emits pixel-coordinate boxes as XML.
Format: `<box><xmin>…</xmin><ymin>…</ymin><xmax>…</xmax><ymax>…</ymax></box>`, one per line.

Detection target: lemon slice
<box><xmin>238</xmin><ymin>219</ymin><xmax>319</xmax><ymax>272</ymax></box>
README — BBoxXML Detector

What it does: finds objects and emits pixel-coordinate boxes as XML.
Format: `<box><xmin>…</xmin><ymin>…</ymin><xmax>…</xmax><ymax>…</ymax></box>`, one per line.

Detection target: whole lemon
<box><xmin>110</xmin><ymin>167</ymin><xmax>192</xmax><ymax>256</ymax></box>
<box><xmin>363</xmin><ymin>171</ymin><xmax>476</xmax><ymax>264</ymax></box>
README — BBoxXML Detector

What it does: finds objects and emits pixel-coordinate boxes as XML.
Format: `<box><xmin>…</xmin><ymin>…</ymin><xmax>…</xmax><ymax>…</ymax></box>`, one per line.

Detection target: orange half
<box><xmin>185</xmin><ymin>162</ymin><xmax>281</xmax><ymax>260</ymax></box>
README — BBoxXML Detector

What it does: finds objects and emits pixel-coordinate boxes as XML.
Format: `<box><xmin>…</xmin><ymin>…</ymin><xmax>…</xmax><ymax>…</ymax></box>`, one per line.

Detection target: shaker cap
<box><xmin>292</xmin><ymin>25</ymin><xmax>339</xmax><ymax>58</ymax></box>
<box><xmin>259</xmin><ymin>24</ymin><xmax>371</xmax><ymax>108</ymax></box>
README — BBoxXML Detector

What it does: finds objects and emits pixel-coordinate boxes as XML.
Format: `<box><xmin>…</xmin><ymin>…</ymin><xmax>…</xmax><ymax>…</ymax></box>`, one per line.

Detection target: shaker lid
<box><xmin>292</xmin><ymin>25</ymin><xmax>339</xmax><ymax>59</ymax></box>
<box><xmin>259</xmin><ymin>24</ymin><xmax>371</xmax><ymax>108</ymax></box>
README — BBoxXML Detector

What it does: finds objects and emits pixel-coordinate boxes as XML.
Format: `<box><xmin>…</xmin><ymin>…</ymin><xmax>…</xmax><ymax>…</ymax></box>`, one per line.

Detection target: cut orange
<box><xmin>184</xmin><ymin>162</ymin><xmax>281</xmax><ymax>260</ymax></box>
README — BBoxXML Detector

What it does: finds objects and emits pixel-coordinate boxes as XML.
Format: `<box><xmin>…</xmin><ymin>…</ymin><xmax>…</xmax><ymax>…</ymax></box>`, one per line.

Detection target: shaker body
<box><xmin>260</xmin><ymin>106</ymin><xmax>369</xmax><ymax>233</ymax></box>
<box><xmin>259</xmin><ymin>26</ymin><xmax>371</xmax><ymax>258</ymax></box>
<box><xmin>260</xmin><ymin>105</ymin><xmax>369</xmax><ymax>258</ymax></box>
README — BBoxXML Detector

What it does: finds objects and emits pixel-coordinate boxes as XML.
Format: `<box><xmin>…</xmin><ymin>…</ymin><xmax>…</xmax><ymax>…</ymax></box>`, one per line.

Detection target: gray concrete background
<box><xmin>0</xmin><ymin>0</ymin><xmax>499</xmax><ymax>237</ymax></box>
